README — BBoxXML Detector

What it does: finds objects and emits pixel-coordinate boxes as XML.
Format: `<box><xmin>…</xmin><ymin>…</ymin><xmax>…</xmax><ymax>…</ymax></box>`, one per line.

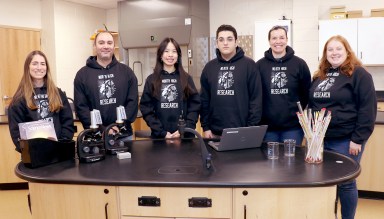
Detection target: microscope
<box><xmin>103</xmin><ymin>106</ymin><xmax>130</xmax><ymax>155</ymax></box>
<box><xmin>77</xmin><ymin>110</ymin><xmax>106</xmax><ymax>163</ymax></box>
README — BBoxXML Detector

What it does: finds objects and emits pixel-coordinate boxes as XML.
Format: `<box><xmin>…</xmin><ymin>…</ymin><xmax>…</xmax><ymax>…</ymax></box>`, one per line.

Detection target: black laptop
<box><xmin>208</xmin><ymin>125</ymin><xmax>268</xmax><ymax>151</ymax></box>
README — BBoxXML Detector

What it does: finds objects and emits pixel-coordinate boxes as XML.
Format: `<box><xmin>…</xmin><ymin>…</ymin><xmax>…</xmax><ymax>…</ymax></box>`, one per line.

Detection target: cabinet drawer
<box><xmin>118</xmin><ymin>187</ymin><xmax>232</xmax><ymax>218</ymax></box>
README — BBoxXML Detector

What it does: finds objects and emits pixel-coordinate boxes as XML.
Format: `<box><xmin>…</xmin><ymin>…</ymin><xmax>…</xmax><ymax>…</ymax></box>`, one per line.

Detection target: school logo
<box><xmin>37</xmin><ymin>99</ymin><xmax>50</xmax><ymax>118</ymax></box>
<box><xmin>161</xmin><ymin>84</ymin><xmax>178</xmax><ymax>102</ymax></box>
<box><xmin>271</xmin><ymin>72</ymin><xmax>288</xmax><ymax>88</ymax></box>
<box><xmin>33</xmin><ymin>94</ymin><xmax>50</xmax><ymax>118</ymax></box>
<box><xmin>218</xmin><ymin>71</ymin><xmax>234</xmax><ymax>90</ymax></box>
<box><xmin>313</xmin><ymin>77</ymin><xmax>335</xmax><ymax>98</ymax></box>
<box><xmin>98</xmin><ymin>79</ymin><xmax>117</xmax><ymax>105</ymax></box>
<box><xmin>99</xmin><ymin>79</ymin><xmax>116</xmax><ymax>98</ymax></box>
<box><xmin>161</xmin><ymin>84</ymin><xmax>179</xmax><ymax>108</ymax></box>
<box><xmin>317</xmin><ymin>77</ymin><xmax>335</xmax><ymax>91</ymax></box>
<box><xmin>270</xmin><ymin>71</ymin><xmax>288</xmax><ymax>95</ymax></box>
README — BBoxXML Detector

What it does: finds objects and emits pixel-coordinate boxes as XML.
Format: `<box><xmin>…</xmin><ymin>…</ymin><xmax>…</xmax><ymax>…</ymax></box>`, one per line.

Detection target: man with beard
<box><xmin>74</xmin><ymin>31</ymin><xmax>138</xmax><ymax>138</ymax></box>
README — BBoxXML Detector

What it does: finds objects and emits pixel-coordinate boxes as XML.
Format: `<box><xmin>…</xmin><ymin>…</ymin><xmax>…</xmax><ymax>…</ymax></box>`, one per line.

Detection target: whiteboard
<box><xmin>254</xmin><ymin>20</ymin><xmax>292</xmax><ymax>61</ymax></box>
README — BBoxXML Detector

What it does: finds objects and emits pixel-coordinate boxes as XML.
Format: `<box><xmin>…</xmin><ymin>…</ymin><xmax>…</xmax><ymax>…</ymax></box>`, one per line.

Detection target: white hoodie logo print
<box><xmin>160</xmin><ymin>82</ymin><xmax>179</xmax><ymax>109</ymax></box>
<box><xmin>38</xmin><ymin>99</ymin><xmax>49</xmax><ymax>118</ymax></box>
<box><xmin>217</xmin><ymin>66</ymin><xmax>235</xmax><ymax>95</ymax></box>
<box><xmin>313</xmin><ymin>77</ymin><xmax>335</xmax><ymax>98</ymax></box>
<box><xmin>34</xmin><ymin>94</ymin><xmax>49</xmax><ymax>118</ymax></box>
<box><xmin>98</xmin><ymin>75</ymin><xmax>117</xmax><ymax>105</ymax></box>
<box><xmin>270</xmin><ymin>67</ymin><xmax>288</xmax><ymax>94</ymax></box>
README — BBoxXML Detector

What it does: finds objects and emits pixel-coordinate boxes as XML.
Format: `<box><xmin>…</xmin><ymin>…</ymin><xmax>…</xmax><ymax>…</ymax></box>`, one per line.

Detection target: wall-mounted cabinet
<box><xmin>319</xmin><ymin>18</ymin><xmax>384</xmax><ymax>66</ymax></box>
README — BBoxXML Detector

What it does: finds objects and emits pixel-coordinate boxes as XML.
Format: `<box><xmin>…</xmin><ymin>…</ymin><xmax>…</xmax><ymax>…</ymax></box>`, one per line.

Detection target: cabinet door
<box><xmin>0</xmin><ymin>124</ymin><xmax>25</xmax><ymax>184</ymax></box>
<box><xmin>28</xmin><ymin>183</ymin><xmax>118</xmax><ymax>219</ymax></box>
<box><xmin>357</xmin><ymin>18</ymin><xmax>384</xmax><ymax>65</ymax></box>
<box><xmin>119</xmin><ymin>187</ymin><xmax>232</xmax><ymax>218</ymax></box>
<box><xmin>233</xmin><ymin>187</ymin><xmax>336</xmax><ymax>219</ymax></box>
<box><xmin>318</xmin><ymin>19</ymin><xmax>358</xmax><ymax>60</ymax></box>
<box><xmin>357</xmin><ymin>125</ymin><xmax>384</xmax><ymax>192</ymax></box>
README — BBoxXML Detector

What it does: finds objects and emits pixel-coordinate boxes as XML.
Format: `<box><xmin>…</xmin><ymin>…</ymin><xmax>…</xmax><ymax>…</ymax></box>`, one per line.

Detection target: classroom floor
<box><xmin>1</xmin><ymin>189</ymin><xmax>383</xmax><ymax>219</ymax></box>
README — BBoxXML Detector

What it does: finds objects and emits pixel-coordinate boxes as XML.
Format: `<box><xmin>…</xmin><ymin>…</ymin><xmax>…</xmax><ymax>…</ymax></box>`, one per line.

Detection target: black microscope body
<box><xmin>77</xmin><ymin>128</ymin><xmax>106</xmax><ymax>163</ymax></box>
<box><xmin>103</xmin><ymin>122</ymin><xmax>130</xmax><ymax>155</ymax></box>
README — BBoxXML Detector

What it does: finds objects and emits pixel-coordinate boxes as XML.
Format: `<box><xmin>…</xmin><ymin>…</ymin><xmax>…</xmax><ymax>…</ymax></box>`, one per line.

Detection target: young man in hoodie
<box><xmin>200</xmin><ymin>24</ymin><xmax>262</xmax><ymax>138</ymax></box>
<box><xmin>74</xmin><ymin>31</ymin><xmax>138</xmax><ymax>138</ymax></box>
<box><xmin>256</xmin><ymin>25</ymin><xmax>311</xmax><ymax>144</ymax></box>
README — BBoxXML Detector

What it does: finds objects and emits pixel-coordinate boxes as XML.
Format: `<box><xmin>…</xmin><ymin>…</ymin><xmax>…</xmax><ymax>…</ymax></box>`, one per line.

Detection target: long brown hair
<box><xmin>11</xmin><ymin>50</ymin><xmax>63</xmax><ymax>112</ymax></box>
<box><xmin>314</xmin><ymin>35</ymin><xmax>362</xmax><ymax>80</ymax></box>
<box><xmin>151</xmin><ymin>37</ymin><xmax>195</xmax><ymax>100</ymax></box>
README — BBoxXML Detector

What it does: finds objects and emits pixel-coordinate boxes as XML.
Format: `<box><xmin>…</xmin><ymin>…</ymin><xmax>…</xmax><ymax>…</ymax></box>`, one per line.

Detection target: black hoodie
<box><xmin>200</xmin><ymin>47</ymin><xmax>262</xmax><ymax>135</ymax></box>
<box><xmin>256</xmin><ymin>46</ymin><xmax>311</xmax><ymax>131</ymax></box>
<box><xmin>140</xmin><ymin>70</ymin><xmax>200</xmax><ymax>138</ymax></box>
<box><xmin>74</xmin><ymin>56</ymin><xmax>138</xmax><ymax>135</ymax></box>
<box><xmin>309</xmin><ymin>66</ymin><xmax>377</xmax><ymax>144</ymax></box>
<box><xmin>8</xmin><ymin>86</ymin><xmax>75</xmax><ymax>152</ymax></box>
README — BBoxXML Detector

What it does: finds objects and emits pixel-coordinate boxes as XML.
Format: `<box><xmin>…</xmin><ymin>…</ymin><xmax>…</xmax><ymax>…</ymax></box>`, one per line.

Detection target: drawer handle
<box><xmin>188</xmin><ymin>197</ymin><xmax>212</xmax><ymax>207</ymax></box>
<box><xmin>138</xmin><ymin>196</ymin><xmax>161</xmax><ymax>206</ymax></box>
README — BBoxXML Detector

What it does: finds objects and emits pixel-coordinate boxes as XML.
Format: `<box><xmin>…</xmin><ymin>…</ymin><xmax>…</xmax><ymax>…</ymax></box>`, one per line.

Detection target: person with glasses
<box><xmin>200</xmin><ymin>24</ymin><xmax>262</xmax><ymax>138</ymax></box>
<box><xmin>256</xmin><ymin>25</ymin><xmax>311</xmax><ymax>144</ymax></box>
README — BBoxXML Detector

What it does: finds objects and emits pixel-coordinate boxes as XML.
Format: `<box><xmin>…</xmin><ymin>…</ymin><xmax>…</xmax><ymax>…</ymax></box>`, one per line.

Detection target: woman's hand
<box><xmin>171</xmin><ymin>131</ymin><xmax>180</xmax><ymax>138</ymax></box>
<box><xmin>349</xmin><ymin>141</ymin><xmax>362</xmax><ymax>156</ymax></box>
<box><xmin>203</xmin><ymin>130</ymin><xmax>213</xmax><ymax>138</ymax></box>
<box><xmin>165</xmin><ymin>132</ymin><xmax>173</xmax><ymax>139</ymax></box>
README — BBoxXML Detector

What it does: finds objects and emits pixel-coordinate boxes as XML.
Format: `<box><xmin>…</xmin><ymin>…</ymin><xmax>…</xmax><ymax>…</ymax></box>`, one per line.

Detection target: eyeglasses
<box><xmin>217</xmin><ymin>37</ymin><xmax>235</xmax><ymax>43</ymax></box>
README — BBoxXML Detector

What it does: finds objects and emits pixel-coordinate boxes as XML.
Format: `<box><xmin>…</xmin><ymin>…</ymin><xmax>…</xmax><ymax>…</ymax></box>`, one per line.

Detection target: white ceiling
<box><xmin>64</xmin><ymin>0</ymin><xmax>119</xmax><ymax>9</ymax></box>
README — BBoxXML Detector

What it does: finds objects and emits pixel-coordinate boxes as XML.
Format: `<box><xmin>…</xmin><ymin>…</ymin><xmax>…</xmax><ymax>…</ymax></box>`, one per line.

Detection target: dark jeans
<box><xmin>263</xmin><ymin>128</ymin><xmax>304</xmax><ymax>145</ymax></box>
<box><xmin>324</xmin><ymin>138</ymin><xmax>366</xmax><ymax>219</ymax></box>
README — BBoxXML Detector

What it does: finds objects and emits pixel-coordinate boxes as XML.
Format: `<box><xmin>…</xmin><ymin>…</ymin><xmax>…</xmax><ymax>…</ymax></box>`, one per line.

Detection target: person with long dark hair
<box><xmin>140</xmin><ymin>37</ymin><xmax>200</xmax><ymax>139</ymax></box>
<box><xmin>309</xmin><ymin>35</ymin><xmax>377</xmax><ymax>219</ymax></box>
<box><xmin>8</xmin><ymin>50</ymin><xmax>74</xmax><ymax>152</ymax></box>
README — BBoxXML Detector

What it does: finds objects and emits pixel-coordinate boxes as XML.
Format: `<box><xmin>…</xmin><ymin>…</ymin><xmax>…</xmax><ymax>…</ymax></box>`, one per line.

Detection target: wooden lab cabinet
<box><xmin>357</xmin><ymin>124</ymin><xmax>384</xmax><ymax>192</ymax></box>
<box><xmin>233</xmin><ymin>187</ymin><xmax>336</xmax><ymax>219</ymax></box>
<box><xmin>119</xmin><ymin>187</ymin><xmax>232</xmax><ymax>218</ymax></box>
<box><xmin>0</xmin><ymin>124</ymin><xmax>25</xmax><ymax>184</ymax></box>
<box><xmin>28</xmin><ymin>183</ymin><xmax>119</xmax><ymax>219</ymax></box>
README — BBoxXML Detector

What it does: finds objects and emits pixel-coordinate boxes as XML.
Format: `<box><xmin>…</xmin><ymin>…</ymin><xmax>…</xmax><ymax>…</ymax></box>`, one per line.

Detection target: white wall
<box><xmin>209</xmin><ymin>0</ymin><xmax>384</xmax><ymax>89</ymax></box>
<box><xmin>1</xmin><ymin>0</ymin><xmax>383</xmax><ymax>93</ymax></box>
<box><xmin>54</xmin><ymin>0</ymin><xmax>106</xmax><ymax>98</ymax></box>
<box><xmin>0</xmin><ymin>0</ymin><xmax>41</xmax><ymax>28</ymax></box>
<box><xmin>0</xmin><ymin>0</ymin><xmax>114</xmax><ymax>98</ymax></box>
